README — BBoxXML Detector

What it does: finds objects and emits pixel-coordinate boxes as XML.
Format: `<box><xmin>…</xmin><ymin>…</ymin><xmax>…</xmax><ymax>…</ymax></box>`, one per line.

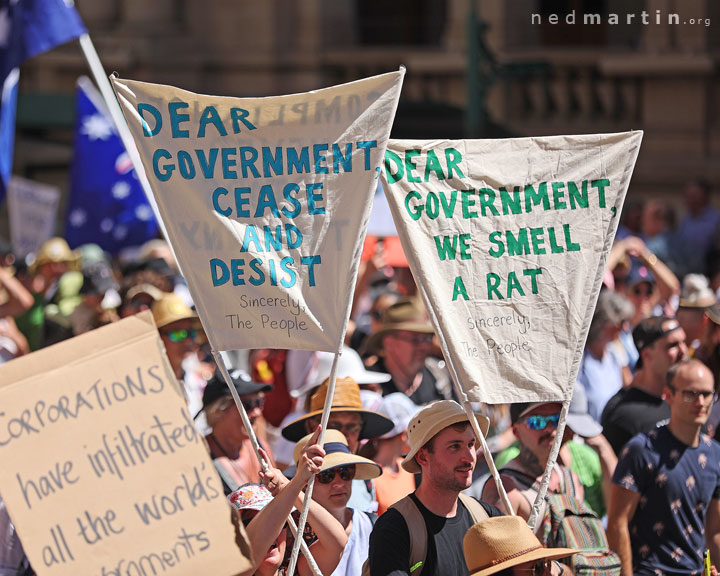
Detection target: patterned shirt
<box><xmin>612</xmin><ymin>426</ymin><xmax>720</xmax><ymax>575</ymax></box>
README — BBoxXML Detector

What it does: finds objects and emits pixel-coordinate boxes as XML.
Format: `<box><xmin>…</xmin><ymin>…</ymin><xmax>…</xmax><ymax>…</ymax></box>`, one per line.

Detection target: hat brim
<box><xmin>363</xmin><ymin>322</ymin><xmax>435</xmax><ymax>355</ymax></box>
<box><xmin>281</xmin><ymin>408</ymin><xmax>394</xmax><ymax>442</ymax></box>
<box><xmin>289</xmin><ymin>369</ymin><xmax>391</xmax><ymax>399</ymax></box>
<box><xmin>469</xmin><ymin>547</ymin><xmax>576</xmax><ymax>576</ymax></box>
<box><xmin>156</xmin><ymin>310</ymin><xmax>198</xmax><ymax>329</ymax></box>
<box><xmin>566</xmin><ymin>413</ymin><xmax>603</xmax><ymax>438</ymax></box>
<box><xmin>401</xmin><ymin>412</ymin><xmax>490</xmax><ymax>473</ymax></box>
<box><xmin>320</xmin><ymin>453</ymin><xmax>382</xmax><ymax>480</ymax></box>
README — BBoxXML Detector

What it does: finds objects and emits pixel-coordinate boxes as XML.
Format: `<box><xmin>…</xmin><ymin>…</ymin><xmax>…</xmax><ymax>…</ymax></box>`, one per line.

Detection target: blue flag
<box><xmin>65</xmin><ymin>77</ymin><xmax>158</xmax><ymax>253</ymax></box>
<box><xmin>0</xmin><ymin>0</ymin><xmax>87</xmax><ymax>202</ymax></box>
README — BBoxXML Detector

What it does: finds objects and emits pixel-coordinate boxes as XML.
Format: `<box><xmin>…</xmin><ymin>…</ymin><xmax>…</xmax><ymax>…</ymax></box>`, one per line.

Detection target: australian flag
<box><xmin>65</xmin><ymin>77</ymin><xmax>158</xmax><ymax>254</ymax></box>
<box><xmin>0</xmin><ymin>0</ymin><xmax>87</xmax><ymax>203</ymax></box>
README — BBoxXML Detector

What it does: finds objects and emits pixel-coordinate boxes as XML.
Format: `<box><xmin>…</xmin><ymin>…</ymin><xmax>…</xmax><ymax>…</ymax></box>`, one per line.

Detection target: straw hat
<box><xmin>293</xmin><ymin>429</ymin><xmax>381</xmax><ymax>480</ymax></box>
<box><xmin>151</xmin><ymin>292</ymin><xmax>197</xmax><ymax>328</ymax></box>
<box><xmin>30</xmin><ymin>237</ymin><xmax>80</xmax><ymax>272</ymax></box>
<box><xmin>281</xmin><ymin>377</ymin><xmax>394</xmax><ymax>442</ymax></box>
<box><xmin>401</xmin><ymin>400</ymin><xmax>490</xmax><ymax>473</ymax></box>
<box><xmin>463</xmin><ymin>516</ymin><xmax>575</xmax><ymax>576</ymax></box>
<box><xmin>363</xmin><ymin>298</ymin><xmax>434</xmax><ymax>354</ymax></box>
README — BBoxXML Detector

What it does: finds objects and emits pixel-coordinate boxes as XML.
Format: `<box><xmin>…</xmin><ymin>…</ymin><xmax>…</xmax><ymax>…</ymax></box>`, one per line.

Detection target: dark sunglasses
<box><xmin>242</xmin><ymin>397</ymin><xmax>265</xmax><ymax>412</ymax></box>
<box><xmin>316</xmin><ymin>465</ymin><xmax>356</xmax><ymax>484</ymax></box>
<box><xmin>632</xmin><ymin>285</ymin><xmax>654</xmax><ymax>297</ymax></box>
<box><xmin>162</xmin><ymin>327</ymin><xmax>203</xmax><ymax>343</ymax></box>
<box><xmin>327</xmin><ymin>421</ymin><xmax>363</xmax><ymax>436</ymax></box>
<box><xmin>522</xmin><ymin>414</ymin><xmax>560</xmax><ymax>431</ymax></box>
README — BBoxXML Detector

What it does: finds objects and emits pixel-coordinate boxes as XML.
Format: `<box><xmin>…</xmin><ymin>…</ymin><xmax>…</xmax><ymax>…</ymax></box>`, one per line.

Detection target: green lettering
<box><xmin>424</xmin><ymin>150</ymin><xmax>445</xmax><ymax>182</ymax></box>
<box><xmin>478</xmin><ymin>188</ymin><xmax>499</xmax><ymax>216</ymax></box>
<box><xmin>445</xmin><ymin>148</ymin><xmax>464</xmax><ymax>178</ymax></box>
<box><xmin>530</xmin><ymin>227</ymin><xmax>546</xmax><ymax>254</ymax></box>
<box><xmin>564</xmin><ymin>224</ymin><xmax>580</xmax><ymax>251</ymax></box>
<box><xmin>524</xmin><ymin>182</ymin><xmax>550</xmax><ymax>212</ymax></box>
<box><xmin>462</xmin><ymin>190</ymin><xmax>478</xmax><ymax>218</ymax></box>
<box><xmin>434</xmin><ymin>235</ymin><xmax>458</xmax><ymax>260</ymax></box>
<box><xmin>405</xmin><ymin>150</ymin><xmax>421</xmax><ymax>183</ymax></box>
<box><xmin>591</xmin><ymin>179</ymin><xmax>609</xmax><ymax>208</ymax></box>
<box><xmin>552</xmin><ymin>182</ymin><xmax>567</xmax><ymax>209</ymax></box>
<box><xmin>384</xmin><ymin>150</ymin><xmax>404</xmax><ymax>184</ymax></box>
<box><xmin>459</xmin><ymin>234</ymin><xmax>471</xmax><ymax>260</ymax></box>
<box><xmin>523</xmin><ymin>268</ymin><xmax>543</xmax><ymax>294</ymax></box>
<box><xmin>405</xmin><ymin>191</ymin><xmax>423</xmax><ymax>220</ymax></box>
<box><xmin>507</xmin><ymin>229</ymin><xmax>530</xmax><ymax>257</ymax></box>
<box><xmin>548</xmin><ymin>227</ymin><xmax>564</xmax><ymax>254</ymax></box>
<box><xmin>500</xmin><ymin>186</ymin><xmax>522</xmax><ymax>215</ymax></box>
<box><xmin>452</xmin><ymin>276</ymin><xmax>469</xmax><ymax>301</ymax></box>
<box><xmin>568</xmin><ymin>181</ymin><xmax>588</xmax><ymax>209</ymax></box>
<box><xmin>487</xmin><ymin>273</ymin><xmax>503</xmax><ymax>300</ymax></box>
<box><xmin>488</xmin><ymin>231</ymin><xmax>504</xmax><ymax>258</ymax></box>
<box><xmin>506</xmin><ymin>272</ymin><xmax>526</xmax><ymax>298</ymax></box>
<box><xmin>439</xmin><ymin>190</ymin><xmax>457</xmax><ymax>217</ymax></box>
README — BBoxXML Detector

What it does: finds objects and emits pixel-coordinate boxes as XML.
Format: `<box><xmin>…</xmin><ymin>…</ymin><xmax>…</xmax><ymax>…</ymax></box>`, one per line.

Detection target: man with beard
<box><xmin>607</xmin><ymin>360</ymin><xmax>720</xmax><ymax>575</ymax></box>
<box><xmin>481</xmin><ymin>402</ymin><xmax>584</xmax><ymax>535</ymax></box>
<box><xmin>368</xmin><ymin>400</ymin><xmax>502</xmax><ymax>576</ymax></box>
<box><xmin>602</xmin><ymin>315</ymin><xmax>688</xmax><ymax>455</ymax></box>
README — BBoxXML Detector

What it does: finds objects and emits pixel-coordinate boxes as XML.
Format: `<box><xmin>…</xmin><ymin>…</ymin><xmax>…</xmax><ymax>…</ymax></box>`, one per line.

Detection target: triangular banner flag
<box><xmin>381</xmin><ymin>132</ymin><xmax>643</xmax><ymax>403</ymax></box>
<box><xmin>111</xmin><ymin>71</ymin><xmax>404</xmax><ymax>352</ymax></box>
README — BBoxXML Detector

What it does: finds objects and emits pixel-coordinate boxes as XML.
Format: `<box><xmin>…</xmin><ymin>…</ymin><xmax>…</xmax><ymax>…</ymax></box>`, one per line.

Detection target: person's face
<box><xmin>159</xmin><ymin>319</ymin><xmax>204</xmax><ymax>375</ymax></box>
<box><xmin>39</xmin><ymin>260</ymin><xmax>69</xmax><ymax>282</ymax></box>
<box><xmin>383</xmin><ymin>329</ymin><xmax>433</xmax><ymax>375</ymax></box>
<box><xmin>242</xmin><ymin>509</ymin><xmax>287</xmax><ymax>570</ymax></box>
<box><xmin>311</xmin><ymin>465</ymin><xmax>354</xmax><ymax>512</ymax></box>
<box><xmin>418</xmin><ymin>424</ymin><xmax>476</xmax><ymax>492</ymax></box>
<box><xmin>513</xmin><ymin>404</ymin><xmax>563</xmax><ymax>465</ymax></box>
<box><xmin>642</xmin><ymin>201</ymin><xmax>666</xmax><ymax>237</ymax></box>
<box><xmin>645</xmin><ymin>324</ymin><xmax>688</xmax><ymax>380</ymax></box>
<box><xmin>307</xmin><ymin>411</ymin><xmax>363</xmax><ymax>453</ymax></box>
<box><xmin>509</xmin><ymin>559</ymin><xmax>553</xmax><ymax>576</ymax></box>
<box><xmin>684</xmin><ymin>182</ymin><xmax>707</xmax><ymax>215</ymax></box>
<box><xmin>214</xmin><ymin>392</ymin><xmax>265</xmax><ymax>444</ymax></box>
<box><xmin>665</xmin><ymin>363</ymin><xmax>716</xmax><ymax>428</ymax></box>
<box><xmin>627</xmin><ymin>281</ymin><xmax>656</xmax><ymax>321</ymax></box>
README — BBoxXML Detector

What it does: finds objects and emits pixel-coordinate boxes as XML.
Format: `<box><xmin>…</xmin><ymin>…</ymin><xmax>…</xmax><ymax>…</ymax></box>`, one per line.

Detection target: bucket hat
<box><xmin>293</xmin><ymin>429</ymin><xmax>381</xmax><ymax>480</ymax></box>
<box><xmin>463</xmin><ymin>516</ymin><xmax>575</xmax><ymax>576</ymax></box>
<box><xmin>281</xmin><ymin>377</ymin><xmax>394</xmax><ymax>442</ymax></box>
<box><xmin>401</xmin><ymin>400</ymin><xmax>490</xmax><ymax>473</ymax></box>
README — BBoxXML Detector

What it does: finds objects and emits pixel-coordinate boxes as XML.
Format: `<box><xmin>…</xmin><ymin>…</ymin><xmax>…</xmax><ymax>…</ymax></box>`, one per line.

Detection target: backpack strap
<box><xmin>390</xmin><ymin>496</ymin><xmax>426</xmax><ymax>576</ymax></box>
<box><xmin>458</xmin><ymin>493</ymin><xmax>489</xmax><ymax>524</ymax></box>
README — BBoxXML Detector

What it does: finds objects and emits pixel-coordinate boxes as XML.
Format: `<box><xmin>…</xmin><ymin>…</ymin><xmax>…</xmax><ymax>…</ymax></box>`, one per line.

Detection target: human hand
<box><xmin>622</xmin><ymin>236</ymin><xmax>649</xmax><ymax>260</ymax></box>
<box><xmin>296</xmin><ymin>425</ymin><xmax>325</xmax><ymax>483</ymax></box>
<box><xmin>258</xmin><ymin>448</ymin><xmax>289</xmax><ymax>496</ymax></box>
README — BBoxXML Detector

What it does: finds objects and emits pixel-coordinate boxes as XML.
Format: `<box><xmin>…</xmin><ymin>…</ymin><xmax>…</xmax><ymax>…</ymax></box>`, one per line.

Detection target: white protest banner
<box><xmin>382</xmin><ymin>132</ymin><xmax>643</xmax><ymax>403</ymax></box>
<box><xmin>7</xmin><ymin>176</ymin><xmax>60</xmax><ymax>259</ymax></box>
<box><xmin>0</xmin><ymin>312</ymin><xmax>252</xmax><ymax>576</ymax></box>
<box><xmin>110</xmin><ymin>71</ymin><xmax>404</xmax><ymax>353</ymax></box>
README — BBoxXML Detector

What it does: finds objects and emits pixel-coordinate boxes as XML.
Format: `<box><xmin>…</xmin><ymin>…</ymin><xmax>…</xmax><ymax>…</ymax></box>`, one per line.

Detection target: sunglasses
<box><xmin>162</xmin><ymin>327</ymin><xmax>204</xmax><ymax>343</ymax></box>
<box><xmin>666</xmin><ymin>383</ymin><xmax>718</xmax><ymax>405</ymax></box>
<box><xmin>327</xmin><ymin>421</ymin><xmax>363</xmax><ymax>436</ymax></box>
<box><xmin>390</xmin><ymin>332</ymin><xmax>433</xmax><ymax>345</ymax></box>
<box><xmin>242</xmin><ymin>397</ymin><xmax>265</xmax><ymax>412</ymax></box>
<box><xmin>316</xmin><ymin>465</ymin><xmax>356</xmax><ymax>484</ymax></box>
<box><xmin>522</xmin><ymin>414</ymin><xmax>560</xmax><ymax>431</ymax></box>
<box><xmin>632</xmin><ymin>285</ymin><xmax>654</xmax><ymax>297</ymax></box>
<box><xmin>514</xmin><ymin>560</ymin><xmax>551</xmax><ymax>576</ymax></box>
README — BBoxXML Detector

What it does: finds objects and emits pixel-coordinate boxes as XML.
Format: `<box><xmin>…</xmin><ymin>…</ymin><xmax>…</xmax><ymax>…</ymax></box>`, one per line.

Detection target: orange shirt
<box><xmin>374</xmin><ymin>457</ymin><xmax>416</xmax><ymax>516</ymax></box>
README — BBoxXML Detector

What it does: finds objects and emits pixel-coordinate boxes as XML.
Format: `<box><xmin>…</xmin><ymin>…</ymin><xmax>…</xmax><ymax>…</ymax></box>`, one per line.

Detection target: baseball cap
<box><xmin>566</xmin><ymin>385</ymin><xmax>602</xmax><ymax>438</ymax></box>
<box><xmin>626</xmin><ymin>262</ymin><xmax>656</xmax><ymax>288</ymax></box>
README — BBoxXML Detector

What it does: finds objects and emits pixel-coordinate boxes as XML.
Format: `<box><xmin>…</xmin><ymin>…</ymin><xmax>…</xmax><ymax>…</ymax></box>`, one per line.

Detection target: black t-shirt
<box><xmin>600</xmin><ymin>386</ymin><xmax>670</xmax><ymax>455</ymax></box>
<box><xmin>368</xmin><ymin>493</ymin><xmax>502</xmax><ymax>576</ymax></box>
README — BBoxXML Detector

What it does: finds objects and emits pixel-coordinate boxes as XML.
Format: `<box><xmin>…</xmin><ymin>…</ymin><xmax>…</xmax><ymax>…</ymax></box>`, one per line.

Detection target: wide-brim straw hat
<box><xmin>30</xmin><ymin>237</ymin><xmax>81</xmax><ymax>273</ymax></box>
<box><xmin>281</xmin><ymin>376</ymin><xmax>394</xmax><ymax>442</ymax></box>
<box><xmin>464</xmin><ymin>516</ymin><xmax>575</xmax><ymax>576</ymax></box>
<box><xmin>363</xmin><ymin>298</ymin><xmax>434</xmax><ymax>355</ymax></box>
<box><xmin>293</xmin><ymin>429</ymin><xmax>381</xmax><ymax>480</ymax></box>
<box><xmin>401</xmin><ymin>400</ymin><xmax>490</xmax><ymax>473</ymax></box>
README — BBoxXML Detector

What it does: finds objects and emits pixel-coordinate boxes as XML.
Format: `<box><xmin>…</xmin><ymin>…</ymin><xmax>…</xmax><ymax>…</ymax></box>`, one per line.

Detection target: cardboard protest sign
<box><xmin>382</xmin><ymin>132</ymin><xmax>643</xmax><ymax>403</ymax></box>
<box><xmin>110</xmin><ymin>71</ymin><xmax>404</xmax><ymax>353</ymax></box>
<box><xmin>7</xmin><ymin>176</ymin><xmax>60</xmax><ymax>259</ymax></box>
<box><xmin>0</xmin><ymin>312</ymin><xmax>252</xmax><ymax>576</ymax></box>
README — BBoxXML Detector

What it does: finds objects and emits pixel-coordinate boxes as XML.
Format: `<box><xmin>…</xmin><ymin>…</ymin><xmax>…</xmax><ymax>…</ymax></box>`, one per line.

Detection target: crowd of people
<box><xmin>2</xmin><ymin>178</ymin><xmax>720</xmax><ymax>575</ymax></box>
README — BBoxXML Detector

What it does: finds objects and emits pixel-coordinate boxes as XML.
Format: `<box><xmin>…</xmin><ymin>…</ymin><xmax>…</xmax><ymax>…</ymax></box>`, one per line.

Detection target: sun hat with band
<box><xmin>363</xmin><ymin>297</ymin><xmax>434</xmax><ymax>355</ymax></box>
<box><xmin>281</xmin><ymin>376</ymin><xmax>394</xmax><ymax>442</ymax></box>
<box><xmin>293</xmin><ymin>429</ymin><xmax>382</xmax><ymax>481</ymax></box>
<box><xmin>463</xmin><ymin>516</ymin><xmax>575</xmax><ymax>576</ymax></box>
<box><xmin>401</xmin><ymin>400</ymin><xmax>490</xmax><ymax>474</ymax></box>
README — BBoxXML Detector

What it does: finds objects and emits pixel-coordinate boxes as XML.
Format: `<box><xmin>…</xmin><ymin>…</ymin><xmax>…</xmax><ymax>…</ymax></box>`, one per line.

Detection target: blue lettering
<box><xmin>168</xmin><ymin>102</ymin><xmax>190</xmax><ymax>138</ymax></box>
